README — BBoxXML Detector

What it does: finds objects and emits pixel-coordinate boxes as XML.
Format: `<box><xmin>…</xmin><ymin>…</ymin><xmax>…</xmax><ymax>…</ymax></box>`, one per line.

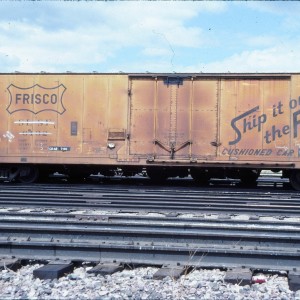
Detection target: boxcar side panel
<box><xmin>56</xmin><ymin>75</ymin><xmax>83</xmax><ymax>156</ymax></box>
<box><xmin>129</xmin><ymin>78</ymin><xmax>155</xmax><ymax>156</ymax></box>
<box><xmin>290</xmin><ymin>75</ymin><xmax>300</xmax><ymax>167</ymax></box>
<box><xmin>1</xmin><ymin>74</ymin><xmax>62</xmax><ymax>161</ymax></box>
<box><xmin>81</xmin><ymin>75</ymin><xmax>109</xmax><ymax>157</ymax></box>
<box><xmin>107</xmin><ymin>75</ymin><xmax>129</xmax><ymax>161</ymax></box>
<box><xmin>0</xmin><ymin>74</ymin><xmax>129</xmax><ymax>165</ymax></box>
<box><xmin>219</xmin><ymin>77</ymin><xmax>292</xmax><ymax>163</ymax></box>
<box><xmin>261</xmin><ymin>79</ymin><xmax>291</xmax><ymax>160</ymax></box>
<box><xmin>191</xmin><ymin>79</ymin><xmax>218</xmax><ymax>158</ymax></box>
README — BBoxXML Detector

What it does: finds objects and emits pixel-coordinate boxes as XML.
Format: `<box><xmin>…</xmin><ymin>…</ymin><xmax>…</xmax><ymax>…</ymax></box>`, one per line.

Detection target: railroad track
<box><xmin>0</xmin><ymin>207</ymin><xmax>300</xmax><ymax>270</ymax></box>
<box><xmin>0</xmin><ymin>178</ymin><xmax>300</xmax><ymax>273</ymax></box>
<box><xmin>0</xmin><ymin>179</ymin><xmax>299</xmax><ymax>216</ymax></box>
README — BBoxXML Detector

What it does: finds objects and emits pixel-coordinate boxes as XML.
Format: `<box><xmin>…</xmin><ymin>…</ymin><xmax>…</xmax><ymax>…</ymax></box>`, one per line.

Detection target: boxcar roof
<box><xmin>0</xmin><ymin>72</ymin><xmax>296</xmax><ymax>79</ymax></box>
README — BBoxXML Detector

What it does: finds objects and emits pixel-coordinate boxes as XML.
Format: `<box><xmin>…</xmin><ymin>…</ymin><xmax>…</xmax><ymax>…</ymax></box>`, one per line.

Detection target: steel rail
<box><xmin>1</xmin><ymin>219</ymin><xmax>300</xmax><ymax>236</ymax></box>
<box><xmin>0</xmin><ymin>186</ymin><xmax>298</xmax><ymax>199</ymax></box>
<box><xmin>1</xmin><ymin>240</ymin><xmax>300</xmax><ymax>271</ymax></box>
<box><xmin>1</xmin><ymin>193</ymin><xmax>300</xmax><ymax>207</ymax></box>
<box><xmin>0</xmin><ymin>183</ymin><xmax>297</xmax><ymax>196</ymax></box>
<box><xmin>0</xmin><ymin>213</ymin><xmax>299</xmax><ymax>245</ymax></box>
<box><xmin>1</xmin><ymin>197</ymin><xmax>300</xmax><ymax>215</ymax></box>
<box><xmin>1</xmin><ymin>211</ymin><xmax>299</xmax><ymax>226</ymax></box>
<box><xmin>0</xmin><ymin>216</ymin><xmax>300</xmax><ymax>270</ymax></box>
<box><xmin>0</xmin><ymin>182</ymin><xmax>299</xmax><ymax>199</ymax></box>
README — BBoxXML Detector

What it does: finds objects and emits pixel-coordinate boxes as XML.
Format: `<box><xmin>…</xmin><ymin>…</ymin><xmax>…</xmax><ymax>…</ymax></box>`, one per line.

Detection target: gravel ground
<box><xmin>0</xmin><ymin>264</ymin><xmax>299</xmax><ymax>299</ymax></box>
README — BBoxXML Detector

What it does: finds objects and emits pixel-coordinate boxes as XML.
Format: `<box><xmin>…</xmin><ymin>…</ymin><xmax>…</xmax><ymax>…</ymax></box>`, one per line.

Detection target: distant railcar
<box><xmin>1</xmin><ymin>72</ymin><xmax>300</xmax><ymax>189</ymax></box>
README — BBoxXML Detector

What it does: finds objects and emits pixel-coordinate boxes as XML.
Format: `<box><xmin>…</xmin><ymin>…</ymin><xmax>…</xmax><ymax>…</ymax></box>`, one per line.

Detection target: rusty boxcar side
<box><xmin>1</xmin><ymin>73</ymin><xmax>300</xmax><ymax>188</ymax></box>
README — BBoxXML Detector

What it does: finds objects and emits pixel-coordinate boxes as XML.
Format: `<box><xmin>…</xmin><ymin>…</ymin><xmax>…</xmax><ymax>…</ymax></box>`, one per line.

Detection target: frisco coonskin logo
<box><xmin>6</xmin><ymin>84</ymin><xmax>67</xmax><ymax>115</ymax></box>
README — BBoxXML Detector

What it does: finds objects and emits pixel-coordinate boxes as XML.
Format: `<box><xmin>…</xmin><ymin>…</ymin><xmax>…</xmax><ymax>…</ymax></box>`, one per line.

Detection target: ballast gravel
<box><xmin>0</xmin><ymin>264</ymin><xmax>298</xmax><ymax>300</ymax></box>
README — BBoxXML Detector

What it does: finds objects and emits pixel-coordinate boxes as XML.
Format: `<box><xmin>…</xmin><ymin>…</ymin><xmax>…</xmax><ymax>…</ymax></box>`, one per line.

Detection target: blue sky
<box><xmin>0</xmin><ymin>1</ymin><xmax>300</xmax><ymax>73</ymax></box>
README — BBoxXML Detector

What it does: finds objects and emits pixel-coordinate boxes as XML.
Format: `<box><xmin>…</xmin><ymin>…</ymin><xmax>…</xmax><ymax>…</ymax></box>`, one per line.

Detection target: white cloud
<box><xmin>193</xmin><ymin>43</ymin><xmax>300</xmax><ymax>73</ymax></box>
<box><xmin>282</xmin><ymin>17</ymin><xmax>300</xmax><ymax>31</ymax></box>
<box><xmin>244</xmin><ymin>2</ymin><xmax>300</xmax><ymax>16</ymax></box>
<box><xmin>0</xmin><ymin>1</ymin><xmax>226</xmax><ymax>72</ymax></box>
<box><xmin>142</xmin><ymin>47</ymin><xmax>172</xmax><ymax>57</ymax></box>
<box><xmin>1</xmin><ymin>1</ymin><xmax>299</xmax><ymax>74</ymax></box>
<box><xmin>245</xmin><ymin>35</ymin><xmax>280</xmax><ymax>48</ymax></box>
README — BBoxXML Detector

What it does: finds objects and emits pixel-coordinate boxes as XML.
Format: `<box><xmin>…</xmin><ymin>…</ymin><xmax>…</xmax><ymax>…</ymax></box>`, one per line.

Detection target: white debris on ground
<box><xmin>0</xmin><ymin>264</ymin><xmax>298</xmax><ymax>300</ymax></box>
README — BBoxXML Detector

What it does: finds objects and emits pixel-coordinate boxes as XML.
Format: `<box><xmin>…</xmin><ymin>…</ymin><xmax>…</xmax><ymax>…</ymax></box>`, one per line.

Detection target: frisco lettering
<box><xmin>15</xmin><ymin>93</ymin><xmax>58</xmax><ymax>105</ymax></box>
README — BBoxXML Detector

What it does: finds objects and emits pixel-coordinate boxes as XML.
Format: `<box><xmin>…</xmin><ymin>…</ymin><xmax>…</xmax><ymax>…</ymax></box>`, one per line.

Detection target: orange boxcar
<box><xmin>1</xmin><ymin>73</ymin><xmax>300</xmax><ymax>189</ymax></box>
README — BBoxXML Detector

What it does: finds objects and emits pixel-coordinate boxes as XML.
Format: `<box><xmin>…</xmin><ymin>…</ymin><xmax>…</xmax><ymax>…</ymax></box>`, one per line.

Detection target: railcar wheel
<box><xmin>18</xmin><ymin>166</ymin><xmax>39</xmax><ymax>184</ymax></box>
<box><xmin>290</xmin><ymin>170</ymin><xmax>300</xmax><ymax>191</ymax></box>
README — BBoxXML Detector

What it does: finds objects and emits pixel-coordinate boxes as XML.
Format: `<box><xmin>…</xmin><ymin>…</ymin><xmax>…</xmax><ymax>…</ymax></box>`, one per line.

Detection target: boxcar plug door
<box><xmin>129</xmin><ymin>75</ymin><xmax>219</xmax><ymax>180</ymax></box>
<box><xmin>129</xmin><ymin>76</ymin><xmax>193</xmax><ymax>162</ymax></box>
